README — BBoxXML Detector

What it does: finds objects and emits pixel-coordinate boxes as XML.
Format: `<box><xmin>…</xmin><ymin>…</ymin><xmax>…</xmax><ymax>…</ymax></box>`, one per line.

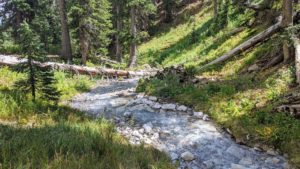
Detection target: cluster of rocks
<box><xmin>117</xmin><ymin>93</ymin><xmax>210</xmax><ymax>122</ymax></box>
<box><xmin>150</xmin><ymin>65</ymin><xmax>195</xmax><ymax>83</ymax></box>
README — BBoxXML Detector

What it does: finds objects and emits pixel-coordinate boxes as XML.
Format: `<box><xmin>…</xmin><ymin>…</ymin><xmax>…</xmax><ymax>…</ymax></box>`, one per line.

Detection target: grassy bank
<box><xmin>0</xmin><ymin>67</ymin><xmax>174</xmax><ymax>169</ymax></box>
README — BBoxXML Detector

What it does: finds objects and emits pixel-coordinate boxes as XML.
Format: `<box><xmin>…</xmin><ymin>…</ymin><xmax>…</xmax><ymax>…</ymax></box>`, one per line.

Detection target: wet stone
<box><xmin>181</xmin><ymin>151</ymin><xmax>195</xmax><ymax>161</ymax></box>
<box><xmin>161</xmin><ymin>104</ymin><xmax>177</xmax><ymax>111</ymax></box>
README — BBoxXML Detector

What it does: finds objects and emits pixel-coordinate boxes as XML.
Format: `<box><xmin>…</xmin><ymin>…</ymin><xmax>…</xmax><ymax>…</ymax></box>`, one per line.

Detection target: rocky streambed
<box><xmin>69</xmin><ymin>78</ymin><xmax>288</xmax><ymax>169</ymax></box>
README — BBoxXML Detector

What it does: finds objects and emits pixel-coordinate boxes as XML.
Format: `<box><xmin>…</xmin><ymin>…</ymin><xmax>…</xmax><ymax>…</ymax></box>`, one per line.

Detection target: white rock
<box><xmin>180</xmin><ymin>151</ymin><xmax>195</xmax><ymax>161</ymax></box>
<box><xmin>138</xmin><ymin>128</ymin><xmax>145</xmax><ymax>134</ymax></box>
<box><xmin>142</xmin><ymin>99</ymin><xmax>155</xmax><ymax>106</ymax></box>
<box><xmin>132</xmin><ymin>130</ymin><xmax>141</xmax><ymax>138</ymax></box>
<box><xmin>230</xmin><ymin>164</ymin><xmax>248</xmax><ymax>169</ymax></box>
<box><xmin>159</xmin><ymin>109</ymin><xmax>167</xmax><ymax>114</ymax></box>
<box><xmin>239</xmin><ymin>158</ymin><xmax>253</xmax><ymax>165</ymax></box>
<box><xmin>129</xmin><ymin>104</ymin><xmax>149</xmax><ymax>111</ymax></box>
<box><xmin>152</xmin><ymin>103</ymin><xmax>162</xmax><ymax>109</ymax></box>
<box><xmin>202</xmin><ymin>114</ymin><xmax>210</xmax><ymax>121</ymax></box>
<box><xmin>193</xmin><ymin>112</ymin><xmax>204</xmax><ymax>118</ymax></box>
<box><xmin>143</xmin><ymin>123</ymin><xmax>153</xmax><ymax>133</ymax></box>
<box><xmin>203</xmin><ymin>160</ymin><xmax>215</xmax><ymax>168</ymax></box>
<box><xmin>110</xmin><ymin>98</ymin><xmax>129</xmax><ymax>107</ymax></box>
<box><xmin>144</xmin><ymin>138</ymin><xmax>152</xmax><ymax>144</ymax></box>
<box><xmin>151</xmin><ymin>133</ymin><xmax>159</xmax><ymax>139</ymax></box>
<box><xmin>148</xmin><ymin>96</ymin><xmax>158</xmax><ymax>101</ymax></box>
<box><xmin>170</xmin><ymin>152</ymin><xmax>179</xmax><ymax>161</ymax></box>
<box><xmin>266</xmin><ymin>149</ymin><xmax>277</xmax><ymax>156</ymax></box>
<box><xmin>136</xmin><ymin>93</ymin><xmax>145</xmax><ymax>98</ymax></box>
<box><xmin>177</xmin><ymin>105</ymin><xmax>188</xmax><ymax>111</ymax></box>
<box><xmin>226</xmin><ymin>146</ymin><xmax>245</xmax><ymax>158</ymax></box>
<box><xmin>272</xmin><ymin>158</ymin><xmax>280</xmax><ymax>164</ymax></box>
<box><xmin>125</xmin><ymin>100</ymin><xmax>136</xmax><ymax>107</ymax></box>
<box><xmin>124</xmin><ymin>111</ymin><xmax>132</xmax><ymax>118</ymax></box>
<box><xmin>161</xmin><ymin>104</ymin><xmax>177</xmax><ymax>111</ymax></box>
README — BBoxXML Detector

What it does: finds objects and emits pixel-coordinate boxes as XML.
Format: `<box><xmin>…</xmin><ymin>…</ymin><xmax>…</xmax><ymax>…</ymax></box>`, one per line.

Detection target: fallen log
<box><xmin>0</xmin><ymin>55</ymin><xmax>156</xmax><ymax>78</ymax></box>
<box><xmin>198</xmin><ymin>13</ymin><xmax>300</xmax><ymax>71</ymax></box>
<box><xmin>198</xmin><ymin>17</ymin><xmax>283</xmax><ymax>71</ymax></box>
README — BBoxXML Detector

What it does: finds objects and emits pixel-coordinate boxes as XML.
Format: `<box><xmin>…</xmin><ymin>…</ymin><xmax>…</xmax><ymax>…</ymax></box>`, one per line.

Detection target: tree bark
<box><xmin>282</xmin><ymin>0</ymin><xmax>293</xmax><ymax>62</ymax></box>
<box><xmin>58</xmin><ymin>0</ymin><xmax>73</xmax><ymax>64</ymax></box>
<box><xmin>115</xmin><ymin>3</ymin><xmax>123</xmax><ymax>62</ymax></box>
<box><xmin>79</xmin><ymin>26</ymin><xmax>89</xmax><ymax>65</ymax></box>
<box><xmin>128</xmin><ymin>7</ymin><xmax>137</xmax><ymax>68</ymax></box>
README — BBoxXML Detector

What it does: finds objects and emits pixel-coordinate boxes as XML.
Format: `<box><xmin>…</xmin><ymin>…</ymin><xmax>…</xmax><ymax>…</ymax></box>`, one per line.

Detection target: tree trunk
<box><xmin>282</xmin><ymin>0</ymin><xmax>293</xmax><ymax>62</ymax></box>
<box><xmin>28</xmin><ymin>55</ymin><xmax>36</xmax><ymax>100</ymax></box>
<box><xmin>79</xmin><ymin>26</ymin><xmax>89</xmax><ymax>65</ymax></box>
<box><xmin>293</xmin><ymin>38</ymin><xmax>300</xmax><ymax>84</ymax></box>
<box><xmin>12</xmin><ymin>10</ymin><xmax>22</xmax><ymax>41</ymax></box>
<box><xmin>128</xmin><ymin>7</ymin><xmax>137</xmax><ymax>68</ymax></box>
<box><xmin>213</xmin><ymin>0</ymin><xmax>218</xmax><ymax>20</ymax></box>
<box><xmin>115</xmin><ymin>3</ymin><xmax>123</xmax><ymax>62</ymax></box>
<box><xmin>58</xmin><ymin>0</ymin><xmax>73</xmax><ymax>64</ymax></box>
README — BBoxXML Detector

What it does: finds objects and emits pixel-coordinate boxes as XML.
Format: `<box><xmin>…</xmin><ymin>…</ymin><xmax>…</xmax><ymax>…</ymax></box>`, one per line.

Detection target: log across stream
<box><xmin>0</xmin><ymin>55</ymin><xmax>156</xmax><ymax>78</ymax></box>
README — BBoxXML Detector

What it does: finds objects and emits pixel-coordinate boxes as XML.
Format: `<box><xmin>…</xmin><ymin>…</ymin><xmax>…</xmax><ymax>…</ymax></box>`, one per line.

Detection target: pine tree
<box><xmin>69</xmin><ymin>0</ymin><xmax>112</xmax><ymax>65</ymax></box>
<box><xmin>14</xmin><ymin>22</ymin><xmax>60</xmax><ymax>102</ymax></box>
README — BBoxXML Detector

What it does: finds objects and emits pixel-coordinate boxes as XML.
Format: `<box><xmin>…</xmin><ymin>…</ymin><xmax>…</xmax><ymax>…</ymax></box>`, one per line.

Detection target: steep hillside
<box><xmin>138</xmin><ymin>1</ymin><xmax>258</xmax><ymax>68</ymax></box>
<box><xmin>137</xmin><ymin>1</ymin><xmax>300</xmax><ymax>168</ymax></box>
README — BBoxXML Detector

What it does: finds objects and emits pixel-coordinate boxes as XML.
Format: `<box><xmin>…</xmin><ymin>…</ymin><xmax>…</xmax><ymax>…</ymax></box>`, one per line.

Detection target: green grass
<box><xmin>0</xmin><ymin>67</ymin><xmax>174</xmax><ymax>168</ymax></box>
<box><xmin>0</xmin><ymin>121</ymin><xmax>174</xmax><ymax>169</ymax></box>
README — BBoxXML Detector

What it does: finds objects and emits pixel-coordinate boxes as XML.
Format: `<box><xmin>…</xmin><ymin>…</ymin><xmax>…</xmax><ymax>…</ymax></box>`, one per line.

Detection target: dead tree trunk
<box><xmin>0</xmin><ymin>55</ymin><xmax>155</xmax><ymax>77</ymax></box>
<box><xmin>198</xmin><ymin>18</ymin><xmax>282</xmax><ymax>71</ymax></box>
<box><xmin>293</xmin><ymin>38</ymin><xmax>300</xmax><ymax>84</ymax></box>
<box><xmin>282</xmin><ymin>0</ymin><xmax>293</xmax><ymax>62</ymax></box>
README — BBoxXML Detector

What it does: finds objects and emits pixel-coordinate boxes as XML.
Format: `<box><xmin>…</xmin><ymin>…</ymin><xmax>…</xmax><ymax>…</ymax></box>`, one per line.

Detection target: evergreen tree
<box><xmin>0</xmin><ymin>0</ymin><xmax>61</xmax><ymax>53</ymax></box>
<box><xmin>14</xmin><ymin>22</ymin><xmax>60</xmax><ymax>102</ymax></box>
<box><xmin>69</xmin><ymin>0</ymin><xmax>112</xmax><ymax>65</ymax></box>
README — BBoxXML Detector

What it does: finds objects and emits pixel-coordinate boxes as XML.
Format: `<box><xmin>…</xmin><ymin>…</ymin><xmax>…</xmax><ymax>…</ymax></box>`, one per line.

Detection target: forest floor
<box><xmin>69</xmin><ymin>77</ymin><xmax>288</xmax><ymax>169</ymax></box>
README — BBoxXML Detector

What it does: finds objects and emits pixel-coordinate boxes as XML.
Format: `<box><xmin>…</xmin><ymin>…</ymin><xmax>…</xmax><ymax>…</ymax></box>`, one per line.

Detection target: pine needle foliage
<box><xmin>14</xmin><ymin>22</ymin><xmax>60</xmax><ymax>102</ymax></box>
